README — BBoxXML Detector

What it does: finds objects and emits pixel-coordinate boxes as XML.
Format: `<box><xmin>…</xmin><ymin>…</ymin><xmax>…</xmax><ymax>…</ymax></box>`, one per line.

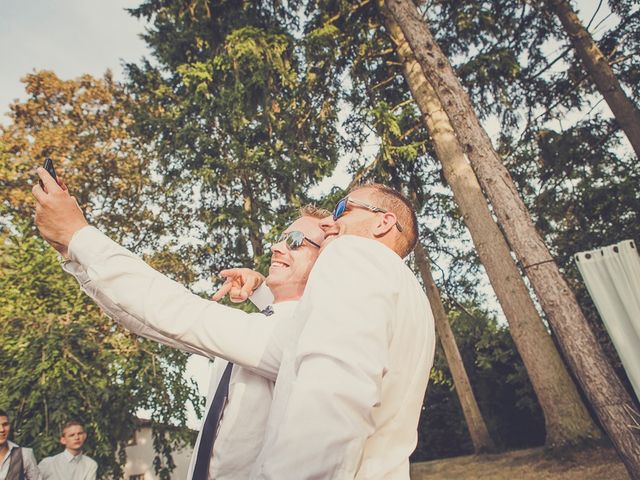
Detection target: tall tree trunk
<box><xmin>385</xmin><ymin>0</ymin><xmax>640</xmax><ymax>476</ymax></box>
<box><xmin>381</xmin><ymin>11</ymin><xmax>600</xmax><ymax>448</ymax></box>
<box><xmin>240</xmin><ymin>176</ymin><xmax>264</xmax><ymax>263</ymax></box>
<box><xmin>414</xmin><ymin>243</ymin><xmax>496</xmax><ymax>453</ymax></box>
<box><xmin>546</xmin><ymin>0</ymin><xmax>640</xmax><ymax>159</ymax></box>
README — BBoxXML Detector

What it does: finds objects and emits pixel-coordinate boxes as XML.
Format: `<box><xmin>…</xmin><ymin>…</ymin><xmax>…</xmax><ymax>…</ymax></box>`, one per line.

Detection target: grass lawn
<box><xmin>410</xmin><ymin>446</ymin><xmax>629</xmax><ymax>479</ymax></box>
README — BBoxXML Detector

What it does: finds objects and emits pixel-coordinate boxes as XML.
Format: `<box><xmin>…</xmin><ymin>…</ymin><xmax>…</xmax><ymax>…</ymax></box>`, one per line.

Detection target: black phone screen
<box><xmin>43</xmin><ymin>158</ymin><xmax>57</xmax><ymax>182</ymax></box>
<box><xmin>39</xmin><ymin>158</ymin><xmax>58</xmax><ymax>189</ymax></box>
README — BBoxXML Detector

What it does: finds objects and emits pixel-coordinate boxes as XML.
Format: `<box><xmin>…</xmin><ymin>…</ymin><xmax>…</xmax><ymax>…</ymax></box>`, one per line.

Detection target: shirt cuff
<box><xmin>250</xmin><ymin>284</ymin><xmax>275</xmax><ymax>310</ymax></box>
<box><xmin>68</xmin><ymin>225</ymin><xmax>110</xmax><ymax>267</ymax></box>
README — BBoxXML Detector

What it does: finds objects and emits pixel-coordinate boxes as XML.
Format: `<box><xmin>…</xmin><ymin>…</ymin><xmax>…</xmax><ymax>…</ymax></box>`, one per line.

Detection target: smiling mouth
<box><xmin>270</xmin><ymin>261</ymin><xmax>289</xmax><ymax>268</ymax></box>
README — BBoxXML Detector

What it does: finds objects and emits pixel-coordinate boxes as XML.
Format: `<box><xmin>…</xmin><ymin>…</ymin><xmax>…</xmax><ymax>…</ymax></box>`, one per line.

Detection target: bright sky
<box><xmin>0</xmin><ymin>0</ymin><xmax>148</xmax><ymax>121</ymax></box>
<box><xmin>1</xmin><ymin>0</ymin><xmax>617</xmax><ymax>428</ymax></box>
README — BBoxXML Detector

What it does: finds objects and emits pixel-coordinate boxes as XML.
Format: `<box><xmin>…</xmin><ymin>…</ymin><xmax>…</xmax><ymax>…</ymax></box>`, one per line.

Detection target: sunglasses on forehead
<box><xmin>275</xmin><ymin>230</ymin><xmax>321</xmax><ymax>250</ymax></box>
<box><xmin>333</xmin><ymin>196</ymin><xmax>404</xmax><ymax>232</ymax></box>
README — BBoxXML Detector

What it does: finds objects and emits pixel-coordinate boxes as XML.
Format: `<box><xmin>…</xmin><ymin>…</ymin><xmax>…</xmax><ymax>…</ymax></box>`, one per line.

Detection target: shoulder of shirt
<box><xmin>82</xmin><ymin>455</ymin><xmax>98</xmax><ymax>467</ymax></box>
<box><xmin>324</xmin><ymin>235</ymin><xmax>399</xmax><ymax>258</ymax></box>
<box><xmin>20</xmin><ymin>447</ymin><xmax>36</xmax><ymax>460</ymax></box>
<box><xmin>319</xmin><ymin>235</ymin><xmax>425</xmax><ymax>300</ymax></box>
<box><xmin>320</xmin><ymin>235</ymin><xmax>406</xmax><ymax>272</ymax></box>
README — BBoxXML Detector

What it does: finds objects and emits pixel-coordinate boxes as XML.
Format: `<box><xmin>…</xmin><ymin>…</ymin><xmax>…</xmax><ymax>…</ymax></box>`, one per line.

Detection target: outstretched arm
<box><xmin>32</xmin><ymin>170</ymin><xmax>282</xmax><ymax>377</ymax></box>
<box><xmin>64</xmin><ymin>261</ymin><xmax>209</xmax><ymax>357</ymax></box>
<box><xmin>65</xmin><ymin>261</ymin><xmax>274</xmax><ymax>357</ymax></box>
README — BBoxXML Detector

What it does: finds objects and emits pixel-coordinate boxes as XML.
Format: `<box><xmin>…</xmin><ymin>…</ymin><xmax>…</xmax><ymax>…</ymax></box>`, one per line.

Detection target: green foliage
<box><xmin>0</xmin><ymin>71</ymin><xmax>170</xmax><ymax>253</ymax></box>
<box><xmin>125</xmin><ymin>0</ymin><xmax>343</xmax><ymax>276</ymax></box>
<box><xmin>412</xmin><ymin>308</ymin><xmax>544</xmax><ymax>461</ymax></box>
<box><xmin>0</xmin><ymin>224</ymin><xmax>200</xmax><ymax>479</ymax></box>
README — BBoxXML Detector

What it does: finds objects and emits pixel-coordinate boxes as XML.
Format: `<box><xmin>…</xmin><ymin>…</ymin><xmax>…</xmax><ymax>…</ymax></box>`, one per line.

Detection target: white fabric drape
<box><xmin>575</xmin><ymin>239</ymin><xmax>640</xmax><ymax>401</ymax></box>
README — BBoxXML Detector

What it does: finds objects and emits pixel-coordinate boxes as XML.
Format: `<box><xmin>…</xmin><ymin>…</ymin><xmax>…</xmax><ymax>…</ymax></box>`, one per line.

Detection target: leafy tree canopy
<box><xmin>0</xmin><ymin>224</ymin><xmax>200</xmax><ymax>479</ymax></box>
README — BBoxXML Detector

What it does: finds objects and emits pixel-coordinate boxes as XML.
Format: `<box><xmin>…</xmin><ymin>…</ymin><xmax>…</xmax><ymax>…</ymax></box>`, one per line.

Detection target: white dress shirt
<box><xmin>206</xmin><ymin>301</ymin><xmax>296</xmax><ymax>479</ymax></box>
<box><xmin>38</xmin><ymin>450</ymin><xmax>97</xmax><ymax>480</ymax></box>
<box><xmin>251</xmin><ymin>235</ymin><xmax>435</xmax><ymax>479</ymax></box>
<box><xmin>63</xmin><ymin>227</ymin><xmax>294</xmax><ymax>479</ymax></box>
<box><xmin>0</xmin><ymin>441</ymin><xmax>41</xmax><ymax>480</ymax></box>
<box><xmin>65</xmin><ymin>227</ymin><xmax>435</xmax><ymax>479</ymax></box>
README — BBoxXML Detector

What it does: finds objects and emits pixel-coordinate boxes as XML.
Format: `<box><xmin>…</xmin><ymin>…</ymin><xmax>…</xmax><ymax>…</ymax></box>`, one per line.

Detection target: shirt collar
<box><xmin>1</xmin><ymin>442</ymin><xmax>18</xmax><ymax>466</ymax></box>
<box><xmin>63</xmin><ymin>449</ymin><xmax>83</xmax><ymax>462</ymax></box>
<box><xmin>271</xmin><ymin>300</ymin><xmax>298</xmax><ymax>315</ymax></box>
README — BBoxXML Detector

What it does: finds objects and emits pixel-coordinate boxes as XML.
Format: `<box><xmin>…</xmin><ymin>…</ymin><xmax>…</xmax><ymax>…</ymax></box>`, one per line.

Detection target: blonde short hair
<box><xmin>298</xmin><ymin>204</ymin><xmax>331</xmax><ymax>220</ymax></box>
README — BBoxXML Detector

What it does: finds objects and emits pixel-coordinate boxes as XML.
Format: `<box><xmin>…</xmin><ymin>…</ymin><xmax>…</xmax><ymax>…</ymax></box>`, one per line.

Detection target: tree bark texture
<box><xmin>241</xmin><ymin>176</ymin><xmax>264</xmax><ymax>263</ymax></box>
<box><xmin>546</xmin><ymin>0</ymin><xmax>640</xmax><ymax>159</ymax></box>
<box><xmin>385</xmin><ymin>0</ymin><xmax>640</xmax><ymax>476</ymax></box>
<box><xmin>415</xmin><ymin>243</ymin><xmax>497</xmax><ymax>453</ymax></box>
<box><xmin>382</xmin><ymin>11</ymin><xmax>600</xmax><ymax>448</ymax></box>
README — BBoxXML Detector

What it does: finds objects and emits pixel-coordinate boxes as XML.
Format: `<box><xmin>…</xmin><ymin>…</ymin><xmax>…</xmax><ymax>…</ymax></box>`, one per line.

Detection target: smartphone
<box><xmin>39</xmin><ymin>158</ymin><xmax>58</xmax><ymax>189</ymax></box>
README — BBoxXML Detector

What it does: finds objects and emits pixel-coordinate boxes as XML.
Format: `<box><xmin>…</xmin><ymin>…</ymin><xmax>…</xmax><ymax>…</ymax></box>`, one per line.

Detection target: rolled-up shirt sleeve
<box><xmin>67</xmin><ymin>226</ymin><xmax>280</xmax><ymax>377</ymax></box>
<box><xmin>257</xmin><ymin>237</ymin><xmax>397</xmax><ymax>479</ymax></box>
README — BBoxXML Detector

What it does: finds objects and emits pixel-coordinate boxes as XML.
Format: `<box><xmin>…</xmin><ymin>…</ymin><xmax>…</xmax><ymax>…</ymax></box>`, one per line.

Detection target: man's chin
<box><xmin>265</xmin><ymin>273</ymin><xmax>283</xmax><ymax>289</ymax></box>
<box><xmin>320</xmin><ymin>233</ymin><xmax>340</xmax><ymax>252</ymax></box>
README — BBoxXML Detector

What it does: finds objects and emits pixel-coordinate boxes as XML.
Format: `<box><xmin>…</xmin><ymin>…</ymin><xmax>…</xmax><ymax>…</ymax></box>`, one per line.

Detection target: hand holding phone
<box><xmin>39</xmin><ymin>158</ymin><xmax>58</xmax><ymax>190</ymax></box>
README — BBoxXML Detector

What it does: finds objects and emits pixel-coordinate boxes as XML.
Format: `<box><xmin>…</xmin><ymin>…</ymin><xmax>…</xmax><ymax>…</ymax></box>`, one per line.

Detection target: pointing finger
<box><xmin>211</xmin><ymin>280</ymin><xmax>233</xmax><ymax>302</ymax></box>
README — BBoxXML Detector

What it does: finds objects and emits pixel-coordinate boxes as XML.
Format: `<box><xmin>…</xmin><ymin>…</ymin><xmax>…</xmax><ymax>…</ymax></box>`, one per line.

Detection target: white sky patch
<box><xmin>0</xmin><ymin>0</ymin><xmax>149</xmax><ymax>125</ymax></box>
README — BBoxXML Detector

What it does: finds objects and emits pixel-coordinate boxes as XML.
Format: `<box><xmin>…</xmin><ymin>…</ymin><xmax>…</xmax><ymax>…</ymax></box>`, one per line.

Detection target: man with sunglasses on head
<box><xmin>234</xmin><ymin>183</ymin><xmax>435</xmax><ymax>479</ymax></box>
<box><xmin>31</xmin><ymin>166</ymin><xmax>331</xmax><ymax>479</ymax></box>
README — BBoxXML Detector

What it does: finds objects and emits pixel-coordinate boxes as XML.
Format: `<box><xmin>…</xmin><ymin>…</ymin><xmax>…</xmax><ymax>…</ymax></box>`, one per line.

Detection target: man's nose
<box><xmin>319</xmin><ymin>215</ymin><xmax>335</xmax><ymax>230</ymax></box>
<box><xmin>271</xmin><ymin>239</ymin><xmax>287</xmax><ymax>255</ymax></box>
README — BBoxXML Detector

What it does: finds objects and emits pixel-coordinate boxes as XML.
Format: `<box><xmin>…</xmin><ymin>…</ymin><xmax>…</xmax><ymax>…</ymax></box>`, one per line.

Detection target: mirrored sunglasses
<box><xmin>275</xmin><ymin>230</ymin><xmax>321</xmax><ymax>250</ymax></box>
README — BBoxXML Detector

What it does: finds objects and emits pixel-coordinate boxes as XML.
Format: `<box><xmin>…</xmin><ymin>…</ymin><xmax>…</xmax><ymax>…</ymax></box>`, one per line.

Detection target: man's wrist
<box><xmin>66</xmin><ymin>224</ymin><xmax>93</xmax><ymax>262</ymax></box>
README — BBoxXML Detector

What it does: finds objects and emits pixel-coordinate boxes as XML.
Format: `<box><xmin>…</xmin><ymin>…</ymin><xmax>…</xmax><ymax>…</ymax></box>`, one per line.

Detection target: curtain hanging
<box><xmin>575</xmin><ymin>239</ymin><xmax>640</xmax><ymax>402</ymax></box>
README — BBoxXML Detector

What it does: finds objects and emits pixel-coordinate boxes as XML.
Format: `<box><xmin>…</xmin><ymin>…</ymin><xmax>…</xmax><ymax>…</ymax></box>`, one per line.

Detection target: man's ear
<box><xmin>59</xmin><ymin>435</ymin><xmax>67</xmax><ymax>446</ymax></box>
<box><xmin>373</xmin><ymin>212</ymin><xmax>398</xmax><ymax>237</ymax></box>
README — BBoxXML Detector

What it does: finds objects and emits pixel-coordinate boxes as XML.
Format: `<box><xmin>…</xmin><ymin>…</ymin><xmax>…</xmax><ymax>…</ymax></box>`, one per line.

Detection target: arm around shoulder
<box><xmin>257</xmin><ymin>236</ymin><xmax>399</xmax><ymax>478</ymax></box>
